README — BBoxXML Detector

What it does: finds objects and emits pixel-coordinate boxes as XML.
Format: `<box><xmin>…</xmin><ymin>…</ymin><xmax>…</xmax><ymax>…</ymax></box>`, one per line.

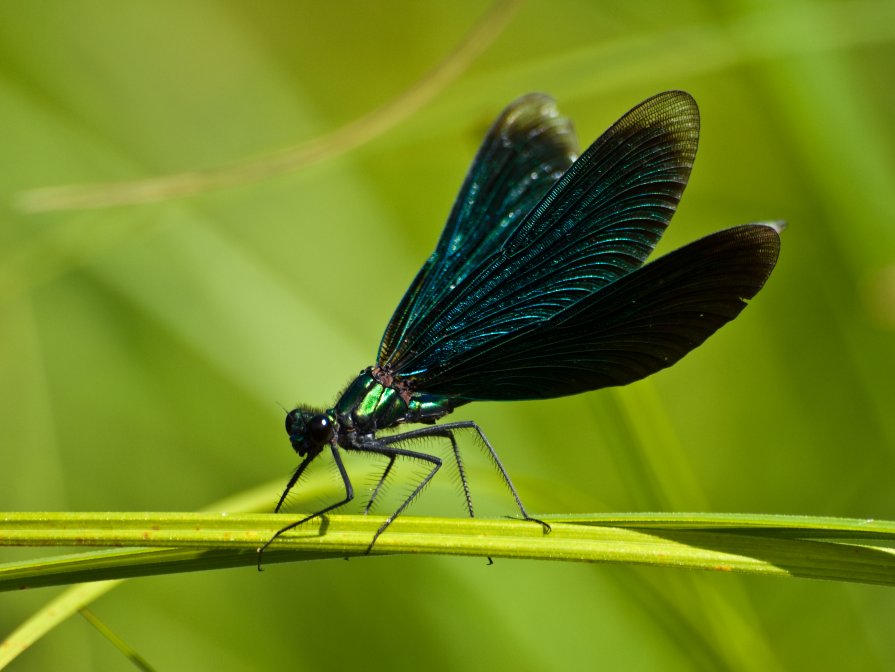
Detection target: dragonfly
<box><xmin>259</xmin><ymin>90</ymin><xmax>780</xmax><ymax>563</ymax></box>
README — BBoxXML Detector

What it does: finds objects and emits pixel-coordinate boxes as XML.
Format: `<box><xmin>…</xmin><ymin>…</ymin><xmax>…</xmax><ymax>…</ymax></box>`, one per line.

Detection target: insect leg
<box><xmin>257</xmin><ymin>443</ymin><xmax>354</xmax><ymax>570</ymax></box>
<box><xmin>440</xmin><ymin>429</ymin><xmax>475</xmax><ymax>520</ymax></box>
<box><xmin>433</xmin><ymin>420</ymin><xmax>551</xmax><ymax>534</ymax></box>
<box><xmin>272</xmin><ymin>450</ymin><xmax>316</xmax><ymax>514</ymax></box>
<box><xmin>372</xmin><ymin>427</ymin><xmax>497</xmax><ymax>562</ymax></box>
<box><xmin>429</xmin><ymin>427</ymin><xmax>489</xmax><ymax>562</ymax></box>
<box><xmin>349</xmin><ymin>438</ymin><xmax>442</xmax><ymax>553</ymax></box>
<box><xmin>363</xmin><ymin>454</ymin><xmax>397</xmax><ymax>515</ymax></box>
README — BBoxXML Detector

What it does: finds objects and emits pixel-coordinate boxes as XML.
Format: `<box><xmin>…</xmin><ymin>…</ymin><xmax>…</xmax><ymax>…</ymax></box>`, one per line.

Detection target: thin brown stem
<box><xmin>17</xmin><ymin>0</ymin><xmax>521</xmax><ymax>213</ymax></box>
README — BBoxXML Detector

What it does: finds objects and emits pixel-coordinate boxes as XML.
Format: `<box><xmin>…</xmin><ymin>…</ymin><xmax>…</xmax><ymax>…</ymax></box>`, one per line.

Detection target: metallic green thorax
<box><xmin>329</xmin><ymin>368</ymin><xmax>461</xmax><ymax>443</ymax></box>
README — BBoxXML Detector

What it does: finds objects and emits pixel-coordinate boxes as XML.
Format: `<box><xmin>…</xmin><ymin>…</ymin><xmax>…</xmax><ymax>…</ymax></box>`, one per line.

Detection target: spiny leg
<box><xmin>257</xmin><ymin>443</ymin><xmax>354</xmax><ymax>570</ymax></box>
<box><xmin>432</xmin><ymin>420</ymin><xmax>551</xmax><ymax>535</ymax></box>
<box><xmin>441</xmin><ymin>428</ymin><xmax>475</xmax><ymax>520</ymax></box>
<box><xmin>272</xmin><ymin>450</ymin><xmax>316</xmax><ymax>514</ymax></box>
<box><xmin>350</xmin><ymin>439</ymin><xmax>442</xmax><ymax>553</ymax></box>
<box><xmin>359</xmin><ymin>428</ymin><xmax>488</xmax><ymax>562</ymax></box>
<box><xmin>364</xmin><ymin>454</ymin><xmax>397</xmax><ymax>515</ymax></box>
<box><xmin>431</xmin><ymin>426</ymin><xmax>490</xmax><ymax>563</ymax></box>
<box><xmin>378</xmin><ymin>427</ymin><xmax>489</xmax><ymax>563</ymax></box>
<box><xmin>392</xmin><ymin>426</ymin><xmax>476</xmax><ymax>519</ymax></box>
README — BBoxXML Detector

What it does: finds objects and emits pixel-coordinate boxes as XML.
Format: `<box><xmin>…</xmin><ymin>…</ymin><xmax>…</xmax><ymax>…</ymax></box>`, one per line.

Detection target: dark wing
<box><xmin>403</xmin><ymin>223</ymin><xmax>781</xmax><ymax>400</ymax></box>
<box><xmin>379</xmin><ymin>91</ymin><xmax>700</xmax><ymax>381</ymax></box>
<box><xmin>379</xmin><ymin>93</ymin><xmax>579</xmax><ymax>361</ymax></box>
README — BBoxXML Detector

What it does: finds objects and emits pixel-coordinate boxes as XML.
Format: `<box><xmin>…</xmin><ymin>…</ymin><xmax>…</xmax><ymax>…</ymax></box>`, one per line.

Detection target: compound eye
<box><xmin>307</xmin><ymin>415</ymin><xmax>334</xmax><ymax>445</ymax></box>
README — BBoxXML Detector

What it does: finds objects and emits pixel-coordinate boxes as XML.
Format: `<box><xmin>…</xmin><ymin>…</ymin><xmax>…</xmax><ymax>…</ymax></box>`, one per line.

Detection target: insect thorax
<box><xmin>331</xmin><ymin>368</ymin><xmax>459</xmax><ymax>438</ymax></box>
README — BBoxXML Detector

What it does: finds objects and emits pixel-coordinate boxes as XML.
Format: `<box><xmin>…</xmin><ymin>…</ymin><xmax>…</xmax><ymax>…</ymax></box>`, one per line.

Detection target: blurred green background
<box><xmin>2</xmin><ymin>0</ymin><xmax>895</xmax><ymax>669</ymax></box>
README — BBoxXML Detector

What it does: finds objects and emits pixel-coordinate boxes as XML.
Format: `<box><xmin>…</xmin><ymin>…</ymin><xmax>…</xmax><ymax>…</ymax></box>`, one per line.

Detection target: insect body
<box><xmin>260</xmin><ymin>91</ymin><xmax>781</xmax><ymax>561</ymax></box>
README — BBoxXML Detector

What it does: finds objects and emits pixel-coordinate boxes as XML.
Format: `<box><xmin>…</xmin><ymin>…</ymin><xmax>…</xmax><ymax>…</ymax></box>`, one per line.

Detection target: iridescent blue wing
<box><xmin>379</xmin><ymin>91</ymin><xmax>700</xmax><ymax>380</ymax></box>
<box><xmin>379</xmin><ymin>94</ymin><xmax>579</xmax><ymax>362</ymax></box>
<box><xmin>407</xmin><ymin>223</ymin><xmax>780</xmax><ymax>400</ymax></box>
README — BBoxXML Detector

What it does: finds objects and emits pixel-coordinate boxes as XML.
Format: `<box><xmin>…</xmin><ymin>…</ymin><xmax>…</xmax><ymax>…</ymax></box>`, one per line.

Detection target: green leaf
<box><xmin>1</xmin><ymin>511</ymin><xmax>893</xmax><ymax>591</ymax></box>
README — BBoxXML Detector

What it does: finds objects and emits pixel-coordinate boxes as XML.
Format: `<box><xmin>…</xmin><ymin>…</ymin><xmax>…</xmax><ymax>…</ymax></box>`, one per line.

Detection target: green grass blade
<box><xmin>1</xmin><ymin>512</ymin><xmax>893</xmax><ymax>591</ymax></box>
<box><xmin>79</xmin><ymin>607</ymin><xmax>157</xmax><ymax>672</ymax></box>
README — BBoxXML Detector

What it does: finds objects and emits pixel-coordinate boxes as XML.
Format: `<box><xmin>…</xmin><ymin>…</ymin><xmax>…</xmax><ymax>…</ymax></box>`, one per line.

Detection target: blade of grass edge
<box><xmin>0</xmin><ymin>512</ymin><xmax>893</xmax><ymax>590</ymax></box>
<box><xmin>0</xmin><ymin>479</ymin><xmax>281</xmax><ymax>670</ymax></box>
